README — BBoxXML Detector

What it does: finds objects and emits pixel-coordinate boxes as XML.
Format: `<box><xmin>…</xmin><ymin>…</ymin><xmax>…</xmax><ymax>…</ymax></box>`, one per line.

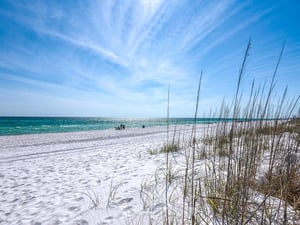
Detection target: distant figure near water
<box><xmin>115</xmin><ymin>124</ymin><xmax>125</xmax><ymax>130</ymax></box>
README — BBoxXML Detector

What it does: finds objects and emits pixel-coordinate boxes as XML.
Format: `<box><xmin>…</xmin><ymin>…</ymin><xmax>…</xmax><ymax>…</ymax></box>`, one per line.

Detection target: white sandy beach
<box><xmin>0</xmin><ymin>125</ymin><xmax>195</xmax><ymax>225</ymax></box>
<box><xmin>1</xmin><ymin>122</ymin><xmax>299</xmax><ymax>225</ymax></box>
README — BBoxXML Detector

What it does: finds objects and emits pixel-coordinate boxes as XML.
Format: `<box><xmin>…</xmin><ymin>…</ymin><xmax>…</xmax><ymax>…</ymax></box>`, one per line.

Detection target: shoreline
<box><xmin>0</xmin><ymin>117</ymin><xmax>279</xmax><ymax>136</ymax></box>
<box><xmin>0</xmin><ymin>124</ymin><xmax>194</xmax><ymax>145</ymax></box>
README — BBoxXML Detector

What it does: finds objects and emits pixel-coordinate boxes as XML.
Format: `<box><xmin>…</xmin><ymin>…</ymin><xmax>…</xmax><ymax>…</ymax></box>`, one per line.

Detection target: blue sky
<box><xmin>0</xmin><ymin>0</ymin><xmax>299</xmax><ymax>117</ymax></box>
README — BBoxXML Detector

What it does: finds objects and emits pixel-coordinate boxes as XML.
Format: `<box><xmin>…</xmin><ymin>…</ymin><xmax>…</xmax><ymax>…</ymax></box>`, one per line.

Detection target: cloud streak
<box><xmin>0</xmin><ymin>0</ymin><xmax>299</xmax><ymax>116</ymax></box>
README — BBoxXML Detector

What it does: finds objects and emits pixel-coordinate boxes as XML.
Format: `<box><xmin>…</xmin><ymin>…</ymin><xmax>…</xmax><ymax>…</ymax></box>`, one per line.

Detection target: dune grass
<box><xmin>137</xmin><ymin>40</ymin><xmax>300</xmax><ymax>225</ymax></box>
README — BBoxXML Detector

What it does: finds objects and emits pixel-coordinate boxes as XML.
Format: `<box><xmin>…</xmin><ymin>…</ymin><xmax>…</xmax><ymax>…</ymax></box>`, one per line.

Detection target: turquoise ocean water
<box><xmin>0</xmin><ymin>117</ymin><xmax>238</xmax><ymax>136</ymax></box>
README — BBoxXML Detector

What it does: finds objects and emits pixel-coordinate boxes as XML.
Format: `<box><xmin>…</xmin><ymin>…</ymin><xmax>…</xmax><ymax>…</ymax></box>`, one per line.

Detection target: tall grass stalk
<box><xmin>165</xmin><ymin>85</ymin><xmax>170</xmax><ymax>225</ymax></box>
<box><xmin>191</xmin><ymin>71</ymin><xmax>202</xmax><ymax>225</ymax></box>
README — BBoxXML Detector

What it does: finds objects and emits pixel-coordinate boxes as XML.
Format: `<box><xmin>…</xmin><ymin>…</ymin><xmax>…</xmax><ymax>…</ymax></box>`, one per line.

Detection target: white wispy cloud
<box><xmin>0</xmin><ymin>0</ymin><xmax>299</xmax><ymax>116</ymax></box>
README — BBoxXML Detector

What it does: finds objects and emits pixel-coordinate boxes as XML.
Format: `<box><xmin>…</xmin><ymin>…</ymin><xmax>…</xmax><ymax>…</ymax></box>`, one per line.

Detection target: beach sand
<box><xmin>1</xmin><ymin>122</ymin><xmax>298</xmax><ymax>225</ymax></box>
<box><xmin>0</xmin><ymin>125</ymin><xmax>194</xmax><ymax>225</ymax></box>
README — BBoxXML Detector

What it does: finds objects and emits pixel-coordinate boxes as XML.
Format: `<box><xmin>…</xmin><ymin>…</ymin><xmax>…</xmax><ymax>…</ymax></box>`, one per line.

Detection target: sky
<box><xmin>0</xmin><ymin>0</ymin><xmax>299</xmax><ymax>117</ymax></box>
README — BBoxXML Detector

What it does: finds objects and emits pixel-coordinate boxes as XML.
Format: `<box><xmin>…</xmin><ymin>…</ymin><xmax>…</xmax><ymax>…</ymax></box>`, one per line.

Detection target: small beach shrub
<box><xmin>165</xmin><ymin>163</ymin><xmax>180</xmax><ymax>184</ymax></box>
<box><xmin>262</xmin><ymin>156</ymin><xmax>300</xmax><ymax>210</ymax></box>
<box><xmin>160</xmin><ymin>143</ymin><xmax>180</xmax><ymax>153</ymax></box>
<box><xmin>81</xmin><ymin>189</ymin><xmax>100</xmax><ymax>209</ymax></box>
<box><xmin>107</xmin><ymin>178</ymin><xmax>122</xmax><ymax>208</ymax></box>
<box><xmin>202</xmin><ymin>136</ymin><xmax>214</xmax><ymax>145</ymax></box>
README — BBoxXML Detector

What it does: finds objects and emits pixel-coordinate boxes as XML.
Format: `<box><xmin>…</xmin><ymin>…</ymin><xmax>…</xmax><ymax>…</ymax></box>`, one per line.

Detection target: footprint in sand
<box><xmin>30</xmin><ymin>221</ymin><xmax>42</xmax><ymax>225</ymax></box>
<box><xmin>98</xmin><ymin>222</ymin><xmax>109</xmax><ymax>225</ymax></box>
<box><xmin>117</xmin><ymin>197</ymin><xmax>133</xmax><ymax>205</ymax></box>
<box><xmin>123</xmin><ymin>206</ymin><xmax>133</xmax><ymax>212</ymax></box>
<box><xmin>52</xmin><ymin>219</ymin><xmax>62</xmax><ymax>225</ymax></box>
<box><xmin>103</xmin><ymin>216</ymin><xmax>114</xmax><ymax>223</ymax></box>
<box><xmin>68</xmin><ymin>206</ymin><xmax>79</xmax><ymax>212</ymax></box>
<box><xmin>28</xmin><ymin>207</ymin><xmax>39</xmax><ymax>216</ymax></box>
<box><xmin>72</xmin><ymin>219</ymin><xmax>89</xmax><ymax>225</ymax></box>
<box><xmin>74</xmin><ymin>196</ymin><xmax>84</xmax><ymax>202</ymax></box>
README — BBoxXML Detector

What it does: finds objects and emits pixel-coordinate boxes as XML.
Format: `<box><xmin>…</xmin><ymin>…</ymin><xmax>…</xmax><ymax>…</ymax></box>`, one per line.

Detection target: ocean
<box><xmin>0</xmin><ymin>117</ymin><xmax>237</xmax><ymax>136</ymax></box>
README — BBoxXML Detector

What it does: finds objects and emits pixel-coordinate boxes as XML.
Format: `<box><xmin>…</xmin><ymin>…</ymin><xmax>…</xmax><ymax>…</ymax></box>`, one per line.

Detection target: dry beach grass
<box><xmin>135</xmin><ymin>41</ymin><xmax>300</xmax><ymax>225</ymax></box>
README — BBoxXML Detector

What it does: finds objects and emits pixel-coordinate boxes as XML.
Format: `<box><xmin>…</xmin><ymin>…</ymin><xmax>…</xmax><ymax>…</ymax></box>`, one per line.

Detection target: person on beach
<box><xmin>115</xmin><ymin>124</ymin><xmax>125</xmax><ymax>130</ymax></box>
